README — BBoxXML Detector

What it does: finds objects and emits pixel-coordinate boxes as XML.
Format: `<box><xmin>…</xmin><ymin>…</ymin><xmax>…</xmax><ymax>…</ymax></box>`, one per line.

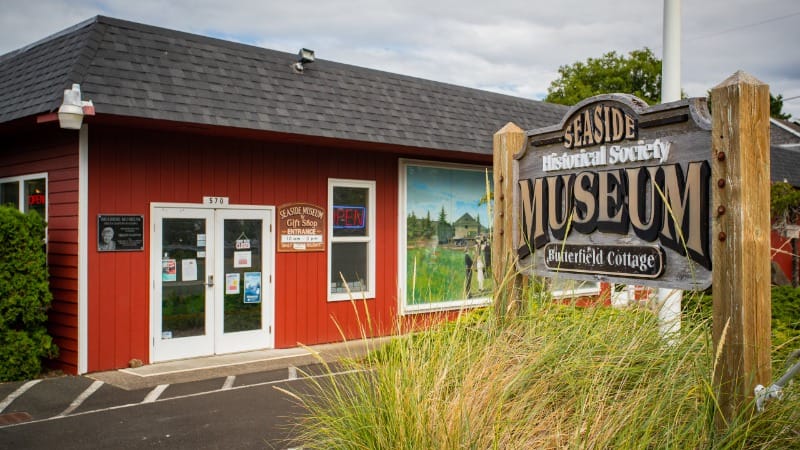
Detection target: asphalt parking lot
<box><xmin>0</xmin><ymin>338</ymin><xmax>382</xmax><ymax>448</ymax></box>
<box><xmin>0</xmin><ymin>364</ymin><xmax>314</xmax><ymax>427</ymax></box>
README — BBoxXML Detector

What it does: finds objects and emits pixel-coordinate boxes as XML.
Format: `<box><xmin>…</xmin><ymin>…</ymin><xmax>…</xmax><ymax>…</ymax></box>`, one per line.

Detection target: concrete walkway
<box><xmin>89</xmin><ymin>337</ymin><xmax>390</xmax><ymax>390</ymax></box>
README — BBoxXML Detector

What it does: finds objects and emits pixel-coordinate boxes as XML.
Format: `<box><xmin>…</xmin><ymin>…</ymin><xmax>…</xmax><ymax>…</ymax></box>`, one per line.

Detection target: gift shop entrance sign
<box><xmin>513</xmin><ymin>94</ymin><xmax>712</xmax><ymax>290</ymax></box>
<box><xmin>277</xmin><ymin>203</ymin><xmax>325</xmax><ymax>252</ymax></box>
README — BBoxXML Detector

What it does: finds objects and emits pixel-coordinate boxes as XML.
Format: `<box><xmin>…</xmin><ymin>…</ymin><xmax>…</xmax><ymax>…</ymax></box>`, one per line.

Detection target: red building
<box><xmin>0</xmin><ymin>16</ymin><xmax>566</xmax><ymax>374</ymax></box>
<box><xmin>4</xmin><ymin>17</ymin><xmax>799</xmax><ymax>375</ymax></box>
<box><xmin>769</xmin><ymin>119</ymin><xmax>800</xmax><ymax>285</ymax></box>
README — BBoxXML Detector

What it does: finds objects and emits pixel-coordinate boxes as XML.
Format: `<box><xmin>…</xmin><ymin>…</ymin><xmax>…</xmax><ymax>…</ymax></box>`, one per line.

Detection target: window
<box><xmin>547</xmin><ymin>278</ymin><xmax>601</xmax><ymax>299</ymax></box>
<box><xmin>0</xmin><ymin>173</ymin><xmax>47</xmax><ymax>219</ymax></box>
<box><xmin>328</xmin><ymin>179</ymin><xmax>376</xmax><ymax>301</ymax></box>
<box><xmin>399</xmin><ymin>160</ymin><xmax>493</xmax><ymax>313</ymax></box>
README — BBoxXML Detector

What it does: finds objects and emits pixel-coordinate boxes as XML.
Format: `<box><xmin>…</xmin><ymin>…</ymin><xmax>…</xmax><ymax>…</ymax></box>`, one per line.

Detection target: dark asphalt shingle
<box><xmin>0</xmin><ymin>16</ymin><xmax>566</xmax><ymax>155</ymax></box>
<box><xmin>772</xmin><ymin>145</ymin><xmax>800</xmax><ymax>187</ymax></box>
<box><xmin>4</xmin><ymin>15</ymin><xmax>798</xmax><ymax>167</ymax></box>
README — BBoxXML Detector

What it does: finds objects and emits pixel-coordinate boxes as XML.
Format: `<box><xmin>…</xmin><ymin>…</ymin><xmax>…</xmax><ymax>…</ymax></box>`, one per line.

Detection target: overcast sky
<box><xmin>3</xmin><ymin>0</ymin><xmax>800</xmax><ymax>118</ymax></box>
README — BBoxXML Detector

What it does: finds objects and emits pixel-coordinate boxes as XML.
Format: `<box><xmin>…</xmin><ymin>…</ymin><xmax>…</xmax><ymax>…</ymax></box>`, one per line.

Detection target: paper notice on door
<box><xmin>181</xmin><ymin>259</ymin><xmax>198</xmax><ymax>282</ymax></box>
<box><xmin>226</xmin><ymin>273</ymin><xmax>240</xmax><ymax>294</ymax></box>
<box><xmin>197</xmin><ymin>234</ymin><xmax>206</xmax><ymax>248</ymax></box>
<box><xmin>244</xmin><ymin>272</ymin><xmax>261</xmax><ymax>304</ymax></box>
<box><xmin>162</xmin><ymin>259</ymin><xmax>177</xmax><ymax>282</ymax></box>
<box><xmin>233</xmin><ymin>251</ymin><xmax>252</xmax><ymax>268</ymax></box>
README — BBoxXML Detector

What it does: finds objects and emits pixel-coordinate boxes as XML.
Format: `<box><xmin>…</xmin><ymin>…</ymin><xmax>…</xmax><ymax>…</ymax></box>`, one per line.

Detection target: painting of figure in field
<box><xmin>405</xmin><ymin>163</ymin><xmax>493</xmax><ymax>305</ymax></box>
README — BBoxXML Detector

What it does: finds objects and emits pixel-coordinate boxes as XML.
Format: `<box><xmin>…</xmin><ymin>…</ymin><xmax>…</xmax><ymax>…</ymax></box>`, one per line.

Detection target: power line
<box><xmin>686</xmin><ymin>10</ymin><xmax>800</xmax><ymax>42</ymax></box>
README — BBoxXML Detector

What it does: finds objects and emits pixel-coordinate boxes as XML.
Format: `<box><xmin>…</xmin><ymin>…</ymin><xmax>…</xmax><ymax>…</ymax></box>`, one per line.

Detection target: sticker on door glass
<box><xmin>162</xmin><ymin>259</ymin><xmax>177</xmax><ymax>282</ymax></box>
<box><xmin>226</xmin><ymin>273</ymin><xmax>240</xmax><ymax>294</ymax></box>
<box><xmin>233</xmin><ymin>251</ymin><xmax>252</xmax><ymax>268</ymax></box>
<box><xmin>197</xmin><ymin>234</ymin><xmax>206</xmax><ymax>248</ymax></box>
<box><xmin>244</xmin><ymin>272</ymin><xmax>262</xmax><ymax>304</ymax></box>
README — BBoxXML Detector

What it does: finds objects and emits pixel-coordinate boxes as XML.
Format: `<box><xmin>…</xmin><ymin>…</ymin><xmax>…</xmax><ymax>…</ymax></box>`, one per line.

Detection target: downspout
<box><xmin>78</xmin><ymin>125</ymin><xmax>89</xmax><ymax>374</ymax></box>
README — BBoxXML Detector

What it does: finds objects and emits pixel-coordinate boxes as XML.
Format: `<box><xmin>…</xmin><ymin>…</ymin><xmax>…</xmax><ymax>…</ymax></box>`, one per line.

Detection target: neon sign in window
<box><xmin>333</xmin><ymin>206</ymin><xmax>366</xmax><ymax>229</ymax></box>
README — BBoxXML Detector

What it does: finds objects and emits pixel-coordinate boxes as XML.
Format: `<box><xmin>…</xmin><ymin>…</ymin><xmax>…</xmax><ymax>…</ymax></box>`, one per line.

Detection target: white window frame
<box><xmin>0</xmin><ymin>172</ymin><xmax>48</xmax><ymax>219</ymax></box>
<box><xmin>398</xmin><ymin>159</ymin><xmax>493</xmax><ymax>314</ymax></box>
<box><xmin>328</xmin><ymin>178</ymin><xmax>376</xmax><ymax>302</ymax></box>
<box><xmin>547</xmin><ymin>277</ymin><xmax>602</xmax><ymax>299</ymax></box>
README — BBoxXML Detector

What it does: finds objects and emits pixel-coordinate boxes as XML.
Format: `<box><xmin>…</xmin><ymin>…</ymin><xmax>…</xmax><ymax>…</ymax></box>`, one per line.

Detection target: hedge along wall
<box><xmin>0</xmin><ymin>205</ymin><xmax>58</xmax><ymax>380</ymax></box>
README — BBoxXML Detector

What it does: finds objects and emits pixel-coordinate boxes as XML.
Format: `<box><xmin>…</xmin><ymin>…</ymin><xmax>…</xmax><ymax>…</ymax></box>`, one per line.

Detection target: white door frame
<box><xmin>150</xmin><ymin>203</ymin><xmax>275</xmax><ymax>363</ymax></box>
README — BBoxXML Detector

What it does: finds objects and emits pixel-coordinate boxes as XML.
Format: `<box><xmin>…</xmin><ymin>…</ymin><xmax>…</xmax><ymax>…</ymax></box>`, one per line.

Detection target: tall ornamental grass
<box><xmin>286</xmin><ymin>286</ymin><xmax>800</xmax><ymax>449</ymax></box>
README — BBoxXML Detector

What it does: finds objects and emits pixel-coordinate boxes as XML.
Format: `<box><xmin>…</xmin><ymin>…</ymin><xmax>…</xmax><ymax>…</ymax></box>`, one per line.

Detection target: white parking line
<box><xmin>141</xmin><ymin>384</ymin><xmax>169</xmax><ymax>403</ymax></box>
<box><xmin>221</xmin><ymin>376</ymin><xmax>235</xmax><ymax>390</ymax></box>
<box><xmin>58</xmin><ymin>380</ymin><xmax>104</xmax><ymax>417</ymax></box>
<box><xmin>0</xmin><ymin>368</ymin><xmax>363</xmax><ymax>429</ymax></box>
<box><xmin>0</xmin><ymin>380</ymin><xmax>41</xmax><ymax>413</ymax></box>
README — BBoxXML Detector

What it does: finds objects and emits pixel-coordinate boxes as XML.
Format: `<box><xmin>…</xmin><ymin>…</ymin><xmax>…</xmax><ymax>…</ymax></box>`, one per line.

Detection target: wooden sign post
<box><xmin>710</xmin><ymin>71</ymin><xmax>771</xmax><ymax>427</ymax></box>
<box><xmin>492</xmin><ymin>122</ymin><xmax>526</xmax><ymax>316</ymax></box>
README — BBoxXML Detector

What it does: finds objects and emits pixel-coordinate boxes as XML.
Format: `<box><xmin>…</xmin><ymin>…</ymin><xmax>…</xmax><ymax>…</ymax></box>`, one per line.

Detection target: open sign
<box><xmin>333</xmin><ymin>206</ymin><xmax>365</xmax><ymax>229</ymax></box>
<box><xmin>28</xmin><ymin>194</ymin><xmax>46</xmax><ymax>205</ymax></box>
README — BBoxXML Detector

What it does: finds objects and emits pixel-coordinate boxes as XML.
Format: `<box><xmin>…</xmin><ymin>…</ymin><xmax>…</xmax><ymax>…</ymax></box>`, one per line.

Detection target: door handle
<box><xmin>206</xmin><ymin>274</ymin><xmax>214</xmax><ymax>287</ymax></box>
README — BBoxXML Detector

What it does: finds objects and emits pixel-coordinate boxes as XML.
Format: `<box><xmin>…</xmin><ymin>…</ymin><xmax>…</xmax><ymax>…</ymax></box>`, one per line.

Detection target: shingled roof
<box><xmin>0</xmin><ymin>16</ymin><xmax>567</xmax><ymax>155</ymax></box>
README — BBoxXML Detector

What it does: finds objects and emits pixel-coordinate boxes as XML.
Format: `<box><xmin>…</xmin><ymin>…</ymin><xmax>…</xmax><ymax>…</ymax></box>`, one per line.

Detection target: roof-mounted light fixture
<box><xmin>58</xmin><ymin>83</ymin><xmax>95</xmax><ymax>129</ymax></box>
<box><xmin>292</xmin><ymin>48</ymin><xmax>315</xmax><ymax>73</ymax></box>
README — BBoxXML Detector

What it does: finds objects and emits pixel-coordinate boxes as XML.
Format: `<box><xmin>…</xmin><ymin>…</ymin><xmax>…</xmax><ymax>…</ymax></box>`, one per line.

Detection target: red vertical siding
<box><xmin>772</xmin><ymin>229</ymin><xmax>794</xmax><ymax>282</ymax></box>
<box><xmin>0</xmin><ymin>128</ymin><xmax>80</xmax><ymax>374</ymax></box>
<box><xmin>86</xmin><ymin>125</ymin><xmax>405</xmax><ymax>371</ymax></box>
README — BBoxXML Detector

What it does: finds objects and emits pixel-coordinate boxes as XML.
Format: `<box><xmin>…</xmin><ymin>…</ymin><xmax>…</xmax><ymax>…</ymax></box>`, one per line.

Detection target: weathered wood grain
<box><xmin>710</xmin><ymin>70</ymin><xmax>772</xmax><ymax>428</ymax></box>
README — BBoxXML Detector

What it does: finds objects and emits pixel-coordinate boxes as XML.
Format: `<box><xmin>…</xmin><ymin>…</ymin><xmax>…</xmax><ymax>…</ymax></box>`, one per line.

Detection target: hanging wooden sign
<box><xmin>513</xmin><ymin>94</ymin><xmax>712</xmax><ymax>290</ymax></box>
<box><xmin>277</xmin><ymin>203</ymin><xmax>326</xmax><ymax>252</ymax></box>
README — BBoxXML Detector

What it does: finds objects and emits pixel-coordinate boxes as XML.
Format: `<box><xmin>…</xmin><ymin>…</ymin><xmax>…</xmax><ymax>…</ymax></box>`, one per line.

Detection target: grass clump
<box><xmin>288</xmin><ymin>291</ymin><xmax>800</xmax><ymax>449</ymax></box>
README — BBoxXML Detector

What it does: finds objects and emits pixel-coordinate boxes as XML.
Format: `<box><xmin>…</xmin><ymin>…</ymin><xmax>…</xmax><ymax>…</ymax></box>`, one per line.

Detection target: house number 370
<box><xmin>203</xmin><ymin>196</ymin><xmax>229</xmax><ymax>205</ymax></box>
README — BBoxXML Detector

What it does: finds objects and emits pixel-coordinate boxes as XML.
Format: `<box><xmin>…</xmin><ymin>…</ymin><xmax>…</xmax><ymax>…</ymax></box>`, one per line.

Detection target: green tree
<box><xmin>771</xmin><ymin>93</ymin><xmax>792</xmax><ymax>120</ymax></box>
<box><xmin>423</xmin><ymin>210</ymin><xmax>433</xmax><ymax>238</ymax></box>
<box><xmin>407</xmin><ymin>211</ymin><xmax>419</xmax><ymax>239</ymax></box>
<box><xmin>545</xmin><ymin>48</ymin><xmax>663</xmax><ymax>106</ymax></box>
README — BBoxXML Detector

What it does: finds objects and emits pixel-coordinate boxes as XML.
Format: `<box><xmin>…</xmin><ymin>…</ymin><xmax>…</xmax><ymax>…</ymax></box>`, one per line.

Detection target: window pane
<box><xmin>161</xmin><ymin>218</ymin><xmax>207</xmax><ymax>338</ymax></box>
<box><xmin>333</xmin><ymin>186</ymin><xmax>368</xmax><ymax>237</ymax></box>
<box><xmin>223</xmin><ymin>218</ymin><xmax>262</xmax><ymax>333</ymax></box>
<box><xmin>0</xmin><ymin>182</ymin><xmax>19</xmax><ymax>209</ymax></box>
<box><xmin>330</xmin><ymin>242</ymin><xmax>368</xmax><ymax>294</ymax></box>
<box><xmin>403</xmin><ymin>163</ymin><xmax>493</xmax><ymax>306</ymax></box>
<box><xmin>24</xmin><ymin>178</ymin><xmax>46</xmax><ymax>218</ymax></box>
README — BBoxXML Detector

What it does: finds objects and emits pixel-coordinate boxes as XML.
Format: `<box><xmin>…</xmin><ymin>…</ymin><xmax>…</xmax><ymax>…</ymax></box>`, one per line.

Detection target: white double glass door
<box><xmin>151</xmin><ymin>206</ymin><xmax>274</xmax><ymax>362</ymax></box>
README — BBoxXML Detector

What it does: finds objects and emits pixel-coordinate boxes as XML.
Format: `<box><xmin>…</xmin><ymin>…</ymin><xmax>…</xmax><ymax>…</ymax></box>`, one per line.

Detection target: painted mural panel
<box><xmin>401</xmin><ymin>160</ymin><xmax>493</xmax><ymax>311</ymax></box>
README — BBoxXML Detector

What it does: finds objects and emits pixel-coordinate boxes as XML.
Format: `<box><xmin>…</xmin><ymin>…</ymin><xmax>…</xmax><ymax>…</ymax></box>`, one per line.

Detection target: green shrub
<box><xmin>0</xmin><ymin>206</ymin><xmax>58</xmax><ymax>381</ymax></box>
<box><xmin>683</xmin><ymin>287</ymin><xmax>800</xmax><ymax>370</ymax></box>
<box><xmin>770</xmin><ymin>286</ymin><xmax>800</xmax><ymax>366</ymax></box>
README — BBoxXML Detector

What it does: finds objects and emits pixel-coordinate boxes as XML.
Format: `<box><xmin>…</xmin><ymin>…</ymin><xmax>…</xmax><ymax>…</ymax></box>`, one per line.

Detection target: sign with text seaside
<box><xmin>277</xmin><ymin>203</ymin><xmax>325</xmax><ymax>252</ymax></box>
<box><xmin>513</xmin><ymin>94</ymin><xmax>712</xmax><ymax>289</ymax></box>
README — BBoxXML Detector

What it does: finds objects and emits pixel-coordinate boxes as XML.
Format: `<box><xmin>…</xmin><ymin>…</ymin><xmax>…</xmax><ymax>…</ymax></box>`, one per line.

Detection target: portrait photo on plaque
<box><xmin>97</xmin><ymin>215</ymin><xmax>144</xmax><ymax>252</ymax></box>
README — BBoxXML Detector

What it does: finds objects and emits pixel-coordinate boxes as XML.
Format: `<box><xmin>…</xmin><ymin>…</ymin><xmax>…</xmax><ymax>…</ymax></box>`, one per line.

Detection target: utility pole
<box><xmin>657</xmin><ymin>0</ymin><xmax>682</xmax><ymax>336</ymax></box>
<box><xmin>662</xmin><ymin>0</ymin><xmax>681</xmax><ymax>103</ymax></box>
